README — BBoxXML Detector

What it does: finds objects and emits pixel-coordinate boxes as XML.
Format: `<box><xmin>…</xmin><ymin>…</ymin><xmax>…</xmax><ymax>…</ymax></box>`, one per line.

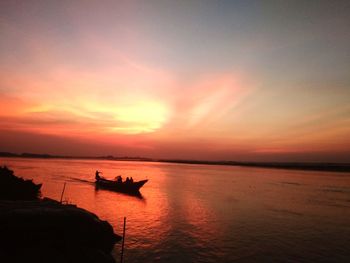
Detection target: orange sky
<box><xmin>1</xmin><ymin>1</ymin><xmax>350</xmax><ymax>162</ymax></box>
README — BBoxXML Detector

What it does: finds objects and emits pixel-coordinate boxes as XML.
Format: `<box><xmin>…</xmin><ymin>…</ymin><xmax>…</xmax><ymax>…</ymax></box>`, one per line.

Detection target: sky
<box><xmin>1</xmin><ymin>0</ymin><xmax>350</xmax><ymax>162</ymax></box>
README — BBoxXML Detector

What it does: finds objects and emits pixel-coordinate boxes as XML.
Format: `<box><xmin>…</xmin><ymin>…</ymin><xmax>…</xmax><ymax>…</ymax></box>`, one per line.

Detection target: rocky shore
<box><xmin>0</xmin><ymin>166</ymin><xmax>121</xmax><ymax>263</ymax></box>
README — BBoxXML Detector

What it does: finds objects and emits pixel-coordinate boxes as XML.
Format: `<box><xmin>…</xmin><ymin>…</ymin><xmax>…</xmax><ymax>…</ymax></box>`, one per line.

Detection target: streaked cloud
<box><xmin>0</xmin><ymin>1</ymin><xmax>349</xmax><ymax>161</ymax></box>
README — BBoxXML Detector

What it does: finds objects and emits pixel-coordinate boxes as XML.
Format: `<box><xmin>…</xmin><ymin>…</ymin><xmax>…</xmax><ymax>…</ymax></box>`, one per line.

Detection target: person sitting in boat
<box><xmin>95</xmin><ymin>170</ymin><xmax>102</xmax><ymax>180</ymax></box>
<box><xmin>116</xmin><ymin>175</ymin><xmax>122</xmax><ymax>183</ymax></box>
<box><xmin>130</xmin><ymin>177</ymin><xmax>133</xmax><ymax>183</ymax></box>
<box><xmin>125</xmin><ymin>177</ymin><xmax>130</xmax><ymax>183</ymax></box>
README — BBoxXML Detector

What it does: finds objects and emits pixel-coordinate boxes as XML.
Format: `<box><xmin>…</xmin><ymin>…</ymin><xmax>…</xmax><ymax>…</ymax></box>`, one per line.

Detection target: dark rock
<box><xmin>0</xmin><ymin>199</ymin><xmax>121</xmax><ymax>263</ymax></box>
<box><xmin>0</xmin><ymin>166</ymin><xmax>41</xmax><ymax>200</ymax></box>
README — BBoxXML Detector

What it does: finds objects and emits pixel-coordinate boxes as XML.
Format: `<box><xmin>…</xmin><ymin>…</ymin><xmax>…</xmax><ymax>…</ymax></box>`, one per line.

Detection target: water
<box><xmin>1</xmin><ymin>157</ymin><xmax>350</xmax><ymax>262</ymax></box>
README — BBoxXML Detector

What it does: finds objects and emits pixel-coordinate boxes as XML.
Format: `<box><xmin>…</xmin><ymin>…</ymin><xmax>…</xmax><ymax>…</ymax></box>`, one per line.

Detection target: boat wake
<box><xmin>67</xmin><ymin>177</ymin><xmax>95</xmax><ymax>185</ymax></box>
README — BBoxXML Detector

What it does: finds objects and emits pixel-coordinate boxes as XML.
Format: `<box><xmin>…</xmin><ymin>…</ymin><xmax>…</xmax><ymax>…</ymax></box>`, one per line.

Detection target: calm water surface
<box><xmin>1</xmin><ymin>157</ymin><xmax>350</xmax><ymax>262</ymax></box>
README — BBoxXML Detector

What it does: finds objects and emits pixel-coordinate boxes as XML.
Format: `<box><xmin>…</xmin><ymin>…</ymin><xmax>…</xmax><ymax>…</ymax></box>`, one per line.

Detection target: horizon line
<box><xmin>1</xmin><ymin>152</ymin><xmax>350</xmax><ymax>173</ymax></box>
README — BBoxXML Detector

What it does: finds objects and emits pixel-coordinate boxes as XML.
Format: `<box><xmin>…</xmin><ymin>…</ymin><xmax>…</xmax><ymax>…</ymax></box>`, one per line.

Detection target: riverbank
<box><xmin>0</xmin><ymin>166</ymin><xmax>121</xmax><ymax>263</ymax></box>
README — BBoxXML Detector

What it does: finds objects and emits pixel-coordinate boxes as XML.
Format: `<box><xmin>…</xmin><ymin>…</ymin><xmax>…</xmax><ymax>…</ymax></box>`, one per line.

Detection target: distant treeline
<box><xmin>0</xmin><ymin>152</ymin><xmax>64</xmax><ymax>159</ymax></box>
<box><xmin>1</xmin><ymin>152</ymin><xmax>350</xmax><ymax>173</ymax></box>
<box><xmin>0</xmin><ymin>152</ymin><xmax>150</xmax><ymax>161</ymax></box>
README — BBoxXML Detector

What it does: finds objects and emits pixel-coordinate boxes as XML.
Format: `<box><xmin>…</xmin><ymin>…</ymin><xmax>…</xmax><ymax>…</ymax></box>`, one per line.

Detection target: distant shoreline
<box><xmin>1</xmin><ymin>152</ymin><xmax>350</xmax><ymax>173</ymax></box>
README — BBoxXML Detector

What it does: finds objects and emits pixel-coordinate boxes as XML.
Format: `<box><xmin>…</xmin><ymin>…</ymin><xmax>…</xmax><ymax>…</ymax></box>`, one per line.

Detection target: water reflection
<box><xmin>94</xmin><ymin>186</ymin><xmax>145</xmax><ymax>200</ymax></box>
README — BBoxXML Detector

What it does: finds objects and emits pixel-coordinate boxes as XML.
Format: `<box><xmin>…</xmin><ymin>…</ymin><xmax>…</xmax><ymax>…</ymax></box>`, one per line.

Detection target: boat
<box><xmin>95</xmin><ymin>176</ymin><xmax>148</xmax><ymax>195</ymax></box>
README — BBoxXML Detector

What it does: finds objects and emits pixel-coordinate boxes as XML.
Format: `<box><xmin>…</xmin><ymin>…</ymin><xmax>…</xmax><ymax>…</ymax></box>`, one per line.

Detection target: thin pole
<box><xmin>60</xmin><ymin>182</ymin><xmax>66</xmax><ymax>203</ymax></box>
<box><xmin>120</xmin><ymin>217</ymin><xmax>126</xmax><ymax>263</ymax></box>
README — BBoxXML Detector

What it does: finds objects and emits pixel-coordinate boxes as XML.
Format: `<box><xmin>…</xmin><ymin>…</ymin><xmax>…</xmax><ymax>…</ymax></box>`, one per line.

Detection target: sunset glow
<box><xmin>1</xmin><ymin>1</ymin><xmax>350</xmax><ymax>162</ymax></box>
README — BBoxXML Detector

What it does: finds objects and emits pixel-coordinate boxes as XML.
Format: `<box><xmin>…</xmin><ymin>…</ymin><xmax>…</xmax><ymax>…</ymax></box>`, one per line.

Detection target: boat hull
<box><xmin>95</xmin><ymin>178</ymin><xmax>148</xmax><ymax>194</ymax></box>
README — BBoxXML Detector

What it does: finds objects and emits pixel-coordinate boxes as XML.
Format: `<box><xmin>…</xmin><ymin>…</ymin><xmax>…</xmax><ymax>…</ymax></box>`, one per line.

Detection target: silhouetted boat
<box><xmin>95</xmin><ymin>177</ymin><xmax>148</xmax><ymax>194</ymax></box>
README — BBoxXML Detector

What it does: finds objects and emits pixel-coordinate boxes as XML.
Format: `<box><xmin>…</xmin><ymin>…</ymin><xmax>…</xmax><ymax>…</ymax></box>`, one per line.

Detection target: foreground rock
<box><xmin>0</xmin><ymin>198</ymin><xmax>122</xmax><ymax>263</ymax></box>
<box><xmin>0</xmin><ymin>167</ymin><xmax>121</xmax><ymax>263</ymax></box>
<box><xmin>0</xmin><ymin>166</ymin><xmax>41</xmax><ymax>200</ymax></box>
